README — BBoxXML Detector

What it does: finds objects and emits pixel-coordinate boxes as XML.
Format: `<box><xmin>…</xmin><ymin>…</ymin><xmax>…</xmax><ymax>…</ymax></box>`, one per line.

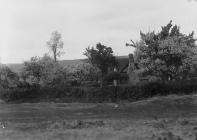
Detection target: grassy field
<box><xmin>0</xmin><ymin>94</ymin><xmax>197</xmax><ymax>140</ymax></box>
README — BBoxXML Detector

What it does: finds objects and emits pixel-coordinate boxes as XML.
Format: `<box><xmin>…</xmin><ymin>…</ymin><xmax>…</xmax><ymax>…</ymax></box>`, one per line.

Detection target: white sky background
<box><xmin>0</xmin><ymin>0</ymin><xmax>197</xmax><ymax>64</ymax></box>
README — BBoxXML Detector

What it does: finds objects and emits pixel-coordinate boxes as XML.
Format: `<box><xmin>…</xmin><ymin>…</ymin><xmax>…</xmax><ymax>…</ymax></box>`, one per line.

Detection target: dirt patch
<box><xmin>38</xmin><ymin>120</ymin><xmax>105</xmax><ymax>130</ymax></box>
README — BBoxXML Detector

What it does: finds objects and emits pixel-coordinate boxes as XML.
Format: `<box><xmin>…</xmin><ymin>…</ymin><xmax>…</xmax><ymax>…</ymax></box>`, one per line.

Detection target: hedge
<box><xmin>1</xmin><ymin>80</ymin><xmax>197</xmax><ymax>103</ymax></box>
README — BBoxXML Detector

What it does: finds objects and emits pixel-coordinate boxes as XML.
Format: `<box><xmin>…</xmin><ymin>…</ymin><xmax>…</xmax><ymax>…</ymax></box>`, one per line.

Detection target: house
<box><xmin>116</xmin><ymin>55</ymin><xmax>129</xmax><ymax>83</ymax></box>
<box><xmin>116</xmin><ymin>54</ymin><xmax>148</xmax><ymax>84</ymax></box>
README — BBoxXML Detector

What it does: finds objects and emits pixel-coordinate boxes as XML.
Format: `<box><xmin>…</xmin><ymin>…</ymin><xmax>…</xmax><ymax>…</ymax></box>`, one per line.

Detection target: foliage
<box><xmin>47</xmin><ymin>31</ymin><xmax>64</xmax><ymax>62</ymax></box>
<box><xmin>21</xmin><ymin>54</ymin><xmax>67</xmax><ymax>87</ymax></box>
<box><xmin>84</xmin><ymin>43</ymin><xmax>117</xmax><ymax>81</ymax></box>
<box><xmin>22</xmin><ymin>56</ymin><xmax>43</xmax><ymax>85</ymax></box>
<box><xmin>2</xmin><ymin>79</ymin><xmax>197</xmax><ymax>103</ymax></box>
<box><xmin>65</xmin><ymin>62</ymin><xmax>100</xmax><ymax>82</ymax></box>
<box><xmin>39</xmin><ymin>55</ymin><xmax>67</xmax><ymax>86</ymax></box>
<box><xmin>129</xmin><ymin>21</ymin><xmax>197</xmax><ymax>81</ymax></box>
<box><xmin>0</xmin><ymin>65</ymin><xmax>19</xmax><ymax>88</ymax></box>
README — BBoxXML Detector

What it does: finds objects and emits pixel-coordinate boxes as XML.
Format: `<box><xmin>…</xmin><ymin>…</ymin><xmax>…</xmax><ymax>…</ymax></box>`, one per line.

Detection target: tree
<box><xmin>22</xmin><ymin>56</ymin><xmax>43</xmax><ymax>83</ymax></box>
<box><xmin>39</xmin><ymin>54</ymin><xmax>67</xmax><ymax>86</ymax></box>
<box><xmin>22</xmin><ymin>54</ymin><xmax>66</xmax><ymax>87</ymax></box>
<box><xmin>84</xmin><ymin>43</ymin><xmax>117</xmax><ymax>85</ymax></box>
<box><xmin>47</xmin><ymin>31</ymin><xmax>64</xmax><ymax>62</ymax></box>
<box><xmin>128</xmin><ymin>21</ymin><xmax>197</xmax><ymax>81</ymax></box>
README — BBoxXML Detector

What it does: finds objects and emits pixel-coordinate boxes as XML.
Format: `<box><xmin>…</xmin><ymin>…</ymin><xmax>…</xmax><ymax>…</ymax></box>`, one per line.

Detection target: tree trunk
<box><xmin>54</xmin><ymin>50</ymin><xmax>57</xmax><ymax>62</ymax></box>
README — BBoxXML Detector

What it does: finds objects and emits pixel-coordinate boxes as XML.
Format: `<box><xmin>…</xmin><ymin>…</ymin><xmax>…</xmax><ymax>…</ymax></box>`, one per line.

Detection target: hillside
<box><xmin>6</xmin><ymin>63</ymin><xmax>24</xmax><ymax>74</ymax></box>
<box><xmin>5</xmin><ymin>59</ymin><xmax>86</xmax><ymax>73</ymax></box>
<box><xmin>6</xmin><ymin>56</ymin><xmax>129</xmax><ymax>73</ymax></box>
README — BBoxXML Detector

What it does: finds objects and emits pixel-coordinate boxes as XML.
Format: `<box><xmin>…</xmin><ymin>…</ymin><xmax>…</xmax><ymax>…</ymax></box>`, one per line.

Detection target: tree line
<box><xmin>1</xmin><ymin>21</ymin><xmax>197</xmax><ymax>92</ymax></box>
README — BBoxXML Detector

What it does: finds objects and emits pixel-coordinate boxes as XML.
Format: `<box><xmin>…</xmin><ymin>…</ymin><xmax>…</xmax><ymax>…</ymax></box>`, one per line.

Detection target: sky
<box><xmin>0</xmin><ymin>0</ymin><xmax>197</xmax><ymax>64</ymax></box>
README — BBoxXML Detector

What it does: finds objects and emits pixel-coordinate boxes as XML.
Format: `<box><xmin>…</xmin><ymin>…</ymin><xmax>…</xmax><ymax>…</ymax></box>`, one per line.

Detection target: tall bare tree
<box><xmin>47</xmin><ymin>31</ymin><xmax>64</xmax><ymax>62</ymax></box>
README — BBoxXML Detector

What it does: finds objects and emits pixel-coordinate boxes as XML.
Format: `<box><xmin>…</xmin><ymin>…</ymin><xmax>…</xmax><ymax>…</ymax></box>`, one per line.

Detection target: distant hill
<box><xmin>6</xmin><ymin>59</ymin><xmax>85</xmax><ymax>74</ymax></box>
<box><xmin>58</xmin><ymin>59</ymin><xmax>87</xmax><ymax>69</ymax></box>
<box><xmin>5</xmin><ymin>56</ymin><xmax>129</xmax><ymax>74</ymax></box>
<box><xmin>6</xmin><ymin>63</ymin><xmax>24</xmax><ymax>74</ymax></box>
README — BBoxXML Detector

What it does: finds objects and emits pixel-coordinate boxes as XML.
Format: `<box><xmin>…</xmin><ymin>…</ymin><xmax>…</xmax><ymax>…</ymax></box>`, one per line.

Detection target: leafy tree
<box><xmin>84</xmin><ymin>43</ymin><xmax>117</xmax><ymax>85</ymax></box>
<box><xmin>127</xmin><ymin>21</ymin><xmax>197</xmax><ymax>81</ymax></box>
<box><xmin>22</xmin><ymin>56</ymin><xmax>43</xmax><ymax>84</ymax></box>
<box><xmin>47</xmin><ymin>31</ymin><xmax>64</xmax><ymax>62</ymax></box>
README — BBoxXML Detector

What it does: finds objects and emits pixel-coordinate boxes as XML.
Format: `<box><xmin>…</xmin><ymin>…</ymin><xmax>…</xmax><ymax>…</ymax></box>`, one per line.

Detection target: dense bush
<box><xmin>1</xmin><ymin>80</ymin><xmax>197</xmax><ymax>103</ymax></box>
<box><xmin>21</xmin><ymin>55</ymin><xmax>67</xmax><ymax>87</ymax></box>
<box><xmin>65</xmin><ymin>63</ymin><xmax>100</xmax><ymax>82</ymax></box>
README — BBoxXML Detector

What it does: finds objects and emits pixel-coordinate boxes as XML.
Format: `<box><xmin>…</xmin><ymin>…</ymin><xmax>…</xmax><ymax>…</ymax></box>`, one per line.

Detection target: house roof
<box><xmin>116</xmin><ymin>56</ymin><xmax>129</xmax><ymax>73</ymax></box>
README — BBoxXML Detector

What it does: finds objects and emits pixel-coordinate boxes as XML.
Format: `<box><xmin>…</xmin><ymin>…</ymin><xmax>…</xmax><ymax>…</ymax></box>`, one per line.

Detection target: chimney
<box><xmin>127</xmin><ymin>53</ymin><xmax>139</xmax><ymax>85</ymax></box>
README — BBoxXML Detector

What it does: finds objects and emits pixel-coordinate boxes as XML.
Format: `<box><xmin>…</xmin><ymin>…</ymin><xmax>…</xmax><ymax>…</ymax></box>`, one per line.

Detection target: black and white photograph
<box><xmin>0</xmin><ymin>0</ymin><xmax>197</xmax><ymax>139</ymax></box>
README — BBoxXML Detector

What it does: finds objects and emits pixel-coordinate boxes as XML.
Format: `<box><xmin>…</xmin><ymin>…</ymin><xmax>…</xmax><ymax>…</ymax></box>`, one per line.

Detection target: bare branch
<box><xmin>126</xmin><ymin>39</ymin><xmax>137</xmax><ymax>48</ymax></box>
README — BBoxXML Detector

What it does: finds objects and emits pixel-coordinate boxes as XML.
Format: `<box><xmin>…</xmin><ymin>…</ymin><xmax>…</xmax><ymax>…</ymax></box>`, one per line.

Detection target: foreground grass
<box><xmin>0</xmin><ymin>94</ymin><xmax>197</xmax><ymax>140</ymax></box>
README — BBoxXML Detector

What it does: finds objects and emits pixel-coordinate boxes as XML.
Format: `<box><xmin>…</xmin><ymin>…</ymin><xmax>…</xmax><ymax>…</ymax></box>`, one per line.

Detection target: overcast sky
<box><xmin>0</xmin><ymin>0</ymin><xmax>197</xmax><ymax>64</ymax></box>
